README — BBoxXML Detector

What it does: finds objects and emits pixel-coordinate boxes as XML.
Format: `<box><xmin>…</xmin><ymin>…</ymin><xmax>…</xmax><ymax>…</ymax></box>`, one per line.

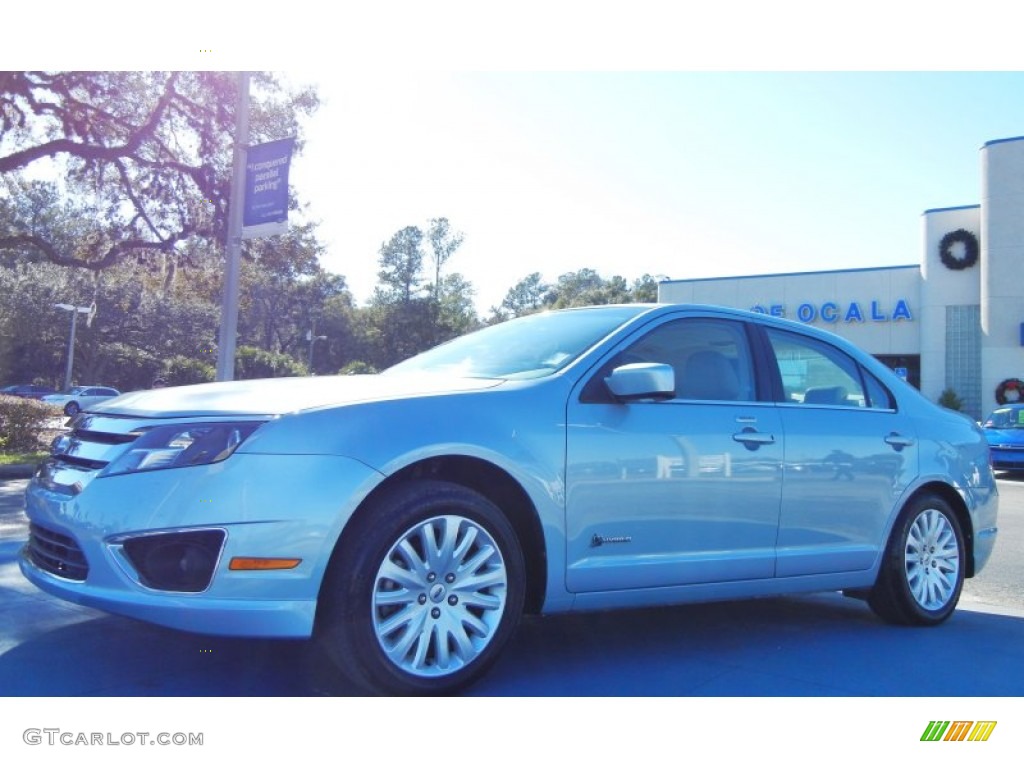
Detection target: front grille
<box><xmin>72</xmin><ymin>428</ymin><xmax>139</xmax><ymax>445</ymax></box>
<box><xmin>53</xmin><ymin>454</ymin><xmax>107</xmax><ymax>471</ymax></box>
<box><xmin>28</xmin><ymin>523</ymin><xmax>89</xmax><ymax>581</ymax></box>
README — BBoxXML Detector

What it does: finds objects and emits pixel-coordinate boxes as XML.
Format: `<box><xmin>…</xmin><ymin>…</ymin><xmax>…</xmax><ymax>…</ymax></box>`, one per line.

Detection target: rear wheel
<box><xmin>868</xmin><ymin>494</ymin><xmax>964</xmax><ymax>625</ymax></box>
<box><xmin>317</xmin><ymin>480</ymin><xmax>525</xmax><ymax>695</ymax></box>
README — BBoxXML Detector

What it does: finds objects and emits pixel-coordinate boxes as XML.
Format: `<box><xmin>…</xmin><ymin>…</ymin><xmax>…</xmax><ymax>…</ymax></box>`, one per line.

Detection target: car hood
<box><xmin>90</xmin><ymin>374</ymin><xmax>504</xmax><ymax>418</ymax></box>
<box><xmin>984</xmin><ymin>427</ymin><xmax>1024</xmax><ymax>444</ymax></box>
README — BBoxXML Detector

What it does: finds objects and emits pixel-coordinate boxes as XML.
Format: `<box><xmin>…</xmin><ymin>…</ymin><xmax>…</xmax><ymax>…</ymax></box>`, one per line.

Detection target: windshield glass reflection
<box><xmin>385</xmin><ymin>306</ymin><xmax>647</xmax><ymax>379</ymax></box>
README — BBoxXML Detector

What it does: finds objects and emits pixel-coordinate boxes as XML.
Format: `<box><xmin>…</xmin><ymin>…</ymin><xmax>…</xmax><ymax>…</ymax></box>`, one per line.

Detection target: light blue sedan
<box><xmin>20</xmin><ymin>304</ymin><xmax>999</xmax><ymax>695</ymax></box>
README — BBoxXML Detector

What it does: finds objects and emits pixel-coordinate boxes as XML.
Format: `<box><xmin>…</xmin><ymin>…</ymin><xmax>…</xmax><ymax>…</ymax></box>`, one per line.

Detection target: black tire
<box><xmin>868</xmin><ymin>493</ymin><xmax>965</xmax><ymax>626</ymax></box>
<box><xmin>64</xmin><ymin>401</ymin><xmax>80</xmax><ymax>416</ymax></box>
<box><xmin>316</xmin><ymin>480</ymin><xmax>525</xmax><ymax>695</ymax></box>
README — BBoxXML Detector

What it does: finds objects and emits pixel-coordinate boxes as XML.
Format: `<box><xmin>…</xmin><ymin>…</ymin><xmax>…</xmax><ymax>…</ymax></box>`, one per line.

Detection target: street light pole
<box><xmin>307</xmin><ymin>322</ymin><xmax>327</xmax><ymax>372</ymax></box>
<box><xmin>216</xmin><ymin>71</ymin><xmax>250</xmax><ymax>382</ymax></box>
<box><xmin>54</xmin><ymin>303</ymin><xmax>92</xmax><ymax>391</ymax></box>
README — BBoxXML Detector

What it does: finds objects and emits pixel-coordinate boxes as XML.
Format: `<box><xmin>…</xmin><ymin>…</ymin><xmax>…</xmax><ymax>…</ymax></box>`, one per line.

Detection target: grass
<box><xmin>0</xmin><ymin>451</ymin><xmax>47</xmax><ymax>465</ymax></box>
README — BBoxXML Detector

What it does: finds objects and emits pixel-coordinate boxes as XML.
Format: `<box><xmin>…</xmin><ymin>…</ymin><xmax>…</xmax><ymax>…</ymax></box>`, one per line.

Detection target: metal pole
<box><xmin>63</xmin><ymin>310</ymin><xmax>77</xmax><ymax>391</ymax></box>
<box><xmin>307</xmin><ymin>321</ymin><xmax>316</xmax><ymax>371</ymax></box>
<box><xmin>216</xmin><ymin>71</ymin><xmax>251</xmax><ymax>381</ymax></box>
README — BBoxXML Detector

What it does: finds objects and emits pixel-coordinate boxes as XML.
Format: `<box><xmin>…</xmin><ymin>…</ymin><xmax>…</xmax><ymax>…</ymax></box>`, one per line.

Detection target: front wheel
<box><xmin>868</xmin><ymin>494</ymin><xmax>965</xmax><ymax>626</ymax></box>
<box><xmin>317</xmin><ymin>481</ymin><xmax>525</xmax><ymax>695</ymax></box>
<box><xmin>63</xmin><ymin>401</ymin><xmax>80</xmax><ymax>416</ymax></box>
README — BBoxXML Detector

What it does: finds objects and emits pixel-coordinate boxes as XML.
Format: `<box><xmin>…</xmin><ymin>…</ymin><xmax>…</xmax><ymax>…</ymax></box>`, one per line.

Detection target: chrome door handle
<box><xmin>733</xmin><ymin>430</ymin><xmax>776</xmax><ymax>446</ymax></box>
<box><xmin>884</xmin><ymin>432</ymin><xmax>915</xmax><ymax>451</ymax></box>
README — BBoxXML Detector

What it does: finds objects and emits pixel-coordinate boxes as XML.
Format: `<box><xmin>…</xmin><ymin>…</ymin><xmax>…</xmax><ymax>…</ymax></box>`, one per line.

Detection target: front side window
<box><xmin>611</xmin><ymin>318</ymin><xmax>756</xmax><ymax>402</ymax></box>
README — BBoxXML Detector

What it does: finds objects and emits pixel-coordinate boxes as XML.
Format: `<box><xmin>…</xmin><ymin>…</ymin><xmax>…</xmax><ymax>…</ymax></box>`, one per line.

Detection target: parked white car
<box><xmin>43</xmin><ymin>385</ymin><xmax>121</xmax><ymax>416</ymax></box>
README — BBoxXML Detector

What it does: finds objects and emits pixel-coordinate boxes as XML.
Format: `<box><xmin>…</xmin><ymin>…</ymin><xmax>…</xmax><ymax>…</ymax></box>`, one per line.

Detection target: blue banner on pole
<box><xmin>243</xmin><ymin>137</ymin><xmax>294</xmax><ymax>238</ymax></box>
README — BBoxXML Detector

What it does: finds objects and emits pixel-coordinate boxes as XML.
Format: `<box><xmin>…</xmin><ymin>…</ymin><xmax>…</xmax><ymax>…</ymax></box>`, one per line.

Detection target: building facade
<box><xmin>658</xmin><ymin>135</ymin><xmax>1024</xmax><ymax>420</ymax></box>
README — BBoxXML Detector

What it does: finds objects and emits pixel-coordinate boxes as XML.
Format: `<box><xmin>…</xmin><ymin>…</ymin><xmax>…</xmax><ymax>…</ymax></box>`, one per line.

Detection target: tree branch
<box><xmin>0</xmin><ymin>73</ymin><xmax>180</xmax><ymax>175</ymax></box>
<box><xmin>0</xmin><ymin>228</ymin><xmax>192</xmax><ymax>271</ymax></box>
<box><xmin>114</xmin><ymin>158</ymin><xmax>165</xmax><ymax>242</ymax></box>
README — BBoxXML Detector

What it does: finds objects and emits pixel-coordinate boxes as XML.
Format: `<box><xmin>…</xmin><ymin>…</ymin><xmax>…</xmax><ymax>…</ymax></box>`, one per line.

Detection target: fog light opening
<box><xmin>123</xmin><ymin>530</ymin><xmax>225</xmax><ymax>592</ymax></box>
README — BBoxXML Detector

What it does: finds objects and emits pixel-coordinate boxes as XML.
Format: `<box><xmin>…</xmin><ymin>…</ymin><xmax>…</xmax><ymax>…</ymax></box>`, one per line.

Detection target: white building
<box><xmin>659</xmin><ymin>135</ymin><xmax>1024</xmax><ymax>420</ymax></box>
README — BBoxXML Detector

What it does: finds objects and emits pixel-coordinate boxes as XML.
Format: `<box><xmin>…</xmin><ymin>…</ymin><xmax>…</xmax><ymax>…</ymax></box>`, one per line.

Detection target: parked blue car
<box><xmin>0</xmin><ymin>383</ymin><xmax>58</xmax><ymax>399</ymax></box>
<box><xmin>21</xmin><ymin>304</ymin><xmax>999</xmax><ymax>695</ymax></box>
<box><xmin>982</xmin><ymin>403</ymin><xmax>1024</xmax><ymax>471</ymax></box>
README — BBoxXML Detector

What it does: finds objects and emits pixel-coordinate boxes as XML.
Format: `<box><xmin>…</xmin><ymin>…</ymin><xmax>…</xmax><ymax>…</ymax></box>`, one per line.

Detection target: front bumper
<box><xmin>20</xmin><ymin>452</ymin><xmax>383</xmax><ymax>638</ymax></box>
<box><xmin>990</xmin><ymin>447</ymin><xmax>1024</xmax><ymax>470</ymax></box>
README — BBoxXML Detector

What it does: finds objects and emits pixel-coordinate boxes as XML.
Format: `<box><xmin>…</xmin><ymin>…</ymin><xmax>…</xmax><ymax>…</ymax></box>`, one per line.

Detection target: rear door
<box><xmin>761</xmin><ymin>327</ymin><xmax>918</xmax><ymax>577</ymax></box>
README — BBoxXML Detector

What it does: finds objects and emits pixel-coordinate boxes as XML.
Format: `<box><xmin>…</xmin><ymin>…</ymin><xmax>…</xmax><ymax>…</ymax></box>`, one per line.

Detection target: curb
<box><xmin>0</xmin><ymin>464</ymin><xmax>36</xmax><ymax>480</ymax></box>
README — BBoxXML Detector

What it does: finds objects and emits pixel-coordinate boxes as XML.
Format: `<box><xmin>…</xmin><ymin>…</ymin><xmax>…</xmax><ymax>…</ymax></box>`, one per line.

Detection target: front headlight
<box><xmin>100</xmin><ymin>421</ymin><xmax>266</xmax><ymax>477</ymax></box>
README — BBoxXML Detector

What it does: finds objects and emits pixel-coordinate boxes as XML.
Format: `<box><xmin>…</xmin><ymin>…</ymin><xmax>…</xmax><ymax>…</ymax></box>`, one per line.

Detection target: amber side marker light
<box><xmin>229</xmin><ymin>557</ymin><xmax>302</xmax><ymax>571</ymax></box>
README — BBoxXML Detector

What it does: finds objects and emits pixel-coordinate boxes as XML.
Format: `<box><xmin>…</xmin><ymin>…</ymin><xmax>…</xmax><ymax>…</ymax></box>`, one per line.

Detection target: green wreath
<box><xmin>995</xmin><ymin>378</ymin><xmax>1024</xmax><ymax>405</ymax></box>
<box><xmin>938</xmin><ymin>229</ymin><xmax>979</xmax><ymax>271</ymax></box>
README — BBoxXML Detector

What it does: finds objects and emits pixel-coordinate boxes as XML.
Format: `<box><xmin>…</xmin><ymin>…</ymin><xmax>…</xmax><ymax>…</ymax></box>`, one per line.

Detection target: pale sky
<box><xmin>8</xmin><ymin>4</ymin><xmax>1024</xmax><ymax>315</ymax></box>
<box><xmin>286</xmin><ymin>70</ymin><xmax>1024</xmax><ymax>313</ymax></box>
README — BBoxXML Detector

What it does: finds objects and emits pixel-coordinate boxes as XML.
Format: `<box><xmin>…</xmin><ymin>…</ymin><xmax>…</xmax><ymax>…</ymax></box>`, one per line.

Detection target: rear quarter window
<box><xmin>862</xmin><ymin>368</ymin><xmax>895</xmax><ymax>410</ymax></box>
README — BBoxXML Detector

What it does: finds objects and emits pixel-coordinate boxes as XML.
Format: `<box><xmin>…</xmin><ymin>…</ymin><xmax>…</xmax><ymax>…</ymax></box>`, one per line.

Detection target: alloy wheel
<box><xmin>903</xmin><ymin>507</ymin><xmax>961</xmax><ymax>611</ymax></box>
<box><xmin>371</xmin><ymin>514</ymin><xmax>509</xmax><ymax>678</ymax></box>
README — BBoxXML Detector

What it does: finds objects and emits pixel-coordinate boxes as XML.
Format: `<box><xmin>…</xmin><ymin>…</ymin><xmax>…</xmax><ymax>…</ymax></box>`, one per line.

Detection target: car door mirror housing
<box><xmin>605</xmin><ymin>363</ymin><xmax>675</xmax><ymax>402</ymax></box>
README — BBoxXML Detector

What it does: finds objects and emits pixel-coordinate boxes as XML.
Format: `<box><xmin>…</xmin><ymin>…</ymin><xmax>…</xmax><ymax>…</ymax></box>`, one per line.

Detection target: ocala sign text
<box><xmin>750</xmin><ymin>299</ymin><xmax>913</xmax><ymax>324</ymax></box>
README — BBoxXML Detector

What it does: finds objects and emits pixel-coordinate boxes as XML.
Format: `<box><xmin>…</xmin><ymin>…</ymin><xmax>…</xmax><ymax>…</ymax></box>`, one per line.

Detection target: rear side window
<box><xmin>765</xmin><ymin>328</ymin><xmax>868</xmax><ymax>408</ymax></box>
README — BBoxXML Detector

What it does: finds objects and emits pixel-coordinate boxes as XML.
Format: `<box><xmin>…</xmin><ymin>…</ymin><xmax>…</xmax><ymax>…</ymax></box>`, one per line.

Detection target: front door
<box><xmin>565</xmin><ymin>316</ymin><xmax>784</xmax><ymax>592</ymax></box>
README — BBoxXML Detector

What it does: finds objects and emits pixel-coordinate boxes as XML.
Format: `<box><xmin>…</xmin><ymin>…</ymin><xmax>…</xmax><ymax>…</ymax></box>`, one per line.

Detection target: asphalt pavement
<box><xmin>2</xmin><ymin>474</ymin><xmax>1023</xmax><ymax>696</ymax></box>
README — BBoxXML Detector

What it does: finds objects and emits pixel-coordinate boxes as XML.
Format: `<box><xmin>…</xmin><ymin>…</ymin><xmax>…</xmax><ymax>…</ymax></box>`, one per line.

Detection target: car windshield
<box><xmin>385</xmin><ymin>306</ymin><xmax>649</xmax><ymax>379</ymax></box>
<box><xmin>984</xmin><ymin>408</ymin><xmax>1024</xmax><ymax>429</ymax></box>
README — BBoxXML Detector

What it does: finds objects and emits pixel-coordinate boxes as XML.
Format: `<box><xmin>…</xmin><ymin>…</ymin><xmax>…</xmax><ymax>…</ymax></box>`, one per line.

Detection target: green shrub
<box><xmin>938</xmin><ymin>388</ymin><xmax>963</xmax><ymax>412</ymax></box>
<box><xmin>338</xmin><ymin>360</ymin><xmax>377</xmax><ymax>375</ymax></box>
<box><xmin>162</xmin><ymin>355</ymin><xmax>216</xmax><ymax>386</ymax></box>
<box><xmin>235</xmin><ymin>346</ymin><xmax>307</xmax><ymax>379</ymax></box>
<box><xmin>0</xmin><ymin>395</ymin><xmax>63</xmax><ymax>453</ymax></box>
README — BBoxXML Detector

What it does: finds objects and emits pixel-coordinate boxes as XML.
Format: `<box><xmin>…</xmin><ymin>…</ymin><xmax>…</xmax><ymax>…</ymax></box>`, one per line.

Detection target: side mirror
<box><xmin>605</xmin><ymin>363</ymin><xmax>675</xmax><ymax>402</ymax></box>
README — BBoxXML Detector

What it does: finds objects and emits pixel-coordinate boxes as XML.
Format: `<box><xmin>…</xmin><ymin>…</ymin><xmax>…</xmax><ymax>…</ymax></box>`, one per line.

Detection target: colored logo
<box><xmin>921</xmin><ymin>721</ymin><xmax>996</xmax><ymax>742</ymax></box>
